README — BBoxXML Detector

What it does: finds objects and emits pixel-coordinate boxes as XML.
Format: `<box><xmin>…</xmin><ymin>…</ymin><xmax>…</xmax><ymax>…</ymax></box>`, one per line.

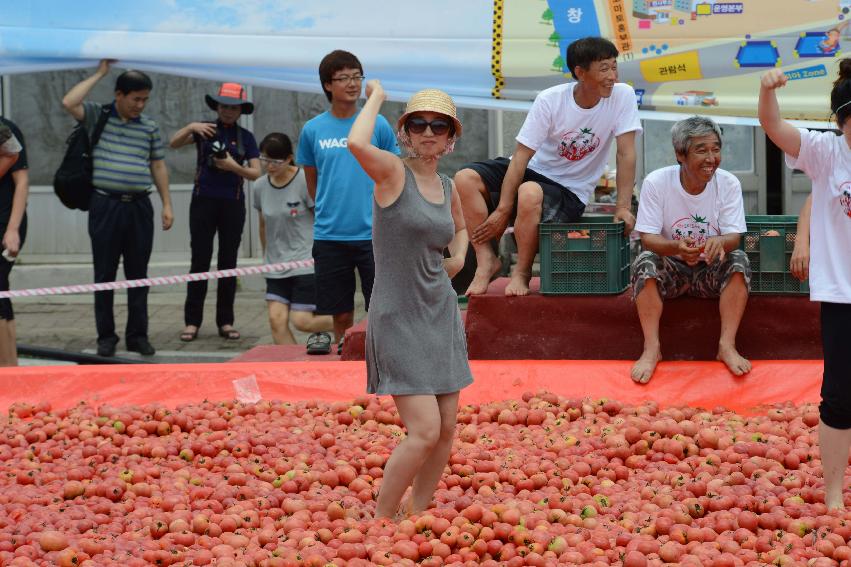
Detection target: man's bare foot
<box><xmin>717</xmin><ymin>343</ymin><xmax>751</xmax><ymax>376</ymax></box>
<box><xmin>631</xmin><ymin>348</ymin><xmax>661</xmax><ymax>384</ymax></box>
<box><xmin>826</xmin><ymin>497</ymin><xmax>846</xmax><ymax>512</ymax></box>
<box><xmin>505</xmin><ymin>271</ymin><xmax>531</xmax><ymax>296</ymax></box>
<box><xmin>465</xmin><ymin>256</ymin><xmax>502</xmax><ymax>296</ymax></box>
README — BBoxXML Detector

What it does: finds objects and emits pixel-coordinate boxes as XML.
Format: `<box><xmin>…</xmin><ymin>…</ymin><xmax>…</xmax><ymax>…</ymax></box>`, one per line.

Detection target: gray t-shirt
<box><xmin>253</xmin><ymin>169</ymin><xmax>315</xmax><ymax>278</ymax></box>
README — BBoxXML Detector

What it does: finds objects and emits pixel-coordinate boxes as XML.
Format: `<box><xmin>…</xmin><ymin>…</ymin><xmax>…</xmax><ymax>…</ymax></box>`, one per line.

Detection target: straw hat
<box><xmin>397</xmin><ymin>89</ymin><xmax>462</xmax><ymax>137</ymax></box>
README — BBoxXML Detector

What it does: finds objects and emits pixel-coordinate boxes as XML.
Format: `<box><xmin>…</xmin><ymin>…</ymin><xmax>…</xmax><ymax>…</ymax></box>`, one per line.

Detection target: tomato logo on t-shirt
<box><xmin>558</xmin><ymin>127</ymin><xmax>600</xmax><ymax>161</ymax></box>
<box><xmin>840</xmin><ymin>184</ymin><xmax>851</xmax><ymax>219</ymax></box>
<box><xmin>671</xmin><ymin>214</ymin><xmax>711</xmax><ymax>246</ymax></box>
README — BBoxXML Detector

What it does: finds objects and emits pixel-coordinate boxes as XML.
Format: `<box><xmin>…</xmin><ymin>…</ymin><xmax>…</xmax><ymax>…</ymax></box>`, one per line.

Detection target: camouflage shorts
<box><xmin>631</xmin><ymin>249</ymin><xmax>751</xmax><ymax>301</ymax></box>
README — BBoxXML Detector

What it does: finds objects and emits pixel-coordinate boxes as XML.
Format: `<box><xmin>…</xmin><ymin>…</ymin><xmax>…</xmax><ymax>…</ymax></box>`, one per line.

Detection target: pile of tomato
<box><xmin>0</xmin><ymin>391</ymin><xmax>848</xmax><ymax>566</ymax></box>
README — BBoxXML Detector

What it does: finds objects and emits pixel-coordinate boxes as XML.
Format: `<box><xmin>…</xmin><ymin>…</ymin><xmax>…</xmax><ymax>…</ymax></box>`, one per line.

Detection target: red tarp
<box><xmin>0</xmin><ymin>360</ymin><xmax>822</xmax><ymax>414</ymax></box>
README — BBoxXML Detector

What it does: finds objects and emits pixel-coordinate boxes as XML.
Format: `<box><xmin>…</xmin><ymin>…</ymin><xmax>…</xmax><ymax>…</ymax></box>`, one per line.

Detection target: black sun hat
<box><xmin>205</xmin><ymin>83</ymin><xmax>254</xmax><ymax>115</ymax></box>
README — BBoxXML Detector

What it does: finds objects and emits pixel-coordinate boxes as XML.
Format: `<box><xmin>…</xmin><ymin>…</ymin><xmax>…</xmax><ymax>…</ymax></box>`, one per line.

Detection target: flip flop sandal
<box><xmin>218</xmin><ymin>327</ymin><xmax>241</xmax><ymax>340</ymax></box>
<box><xmin>337</xmin><ymin>336</ymin><xmax>345</xmax><ymax>355</ymax></box>
<box><xmin>306</xmin><ymin>332</ymin><xmax>332</xmax><ymax>355</ymax></box>
<box><xmin>180</xmin><ymin>327</ymin><xmax>199</xmax><ymax>342</ymax></box>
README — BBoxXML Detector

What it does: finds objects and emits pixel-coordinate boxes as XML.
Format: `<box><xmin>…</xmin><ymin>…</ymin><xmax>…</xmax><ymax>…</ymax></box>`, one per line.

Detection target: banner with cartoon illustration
<box><xmin>497</xmin><ymin>0</ymin><xmax>851</xmax><ymax>121</ymax></box>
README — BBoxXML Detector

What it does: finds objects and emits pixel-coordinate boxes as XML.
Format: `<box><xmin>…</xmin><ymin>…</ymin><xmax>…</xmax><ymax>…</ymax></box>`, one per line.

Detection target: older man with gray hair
<box><xmin>630</xmin><ymin>116</ymin><xmax>751</xmax><ymax>383</ymax></box>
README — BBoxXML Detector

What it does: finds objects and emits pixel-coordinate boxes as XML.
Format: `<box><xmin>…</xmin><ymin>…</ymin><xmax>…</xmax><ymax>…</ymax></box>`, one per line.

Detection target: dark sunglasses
<box><xmin>405</xmin><ymin>117</ymin><xmax>453</xmax><ymax>136</ymax></box>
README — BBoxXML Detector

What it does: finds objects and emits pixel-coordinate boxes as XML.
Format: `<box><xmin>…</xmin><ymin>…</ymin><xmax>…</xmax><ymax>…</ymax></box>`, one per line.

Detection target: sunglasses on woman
<box><xmin>405</xmin><ymin>117</ymin><xmax>453</xmax><ymax>136</ymax></box>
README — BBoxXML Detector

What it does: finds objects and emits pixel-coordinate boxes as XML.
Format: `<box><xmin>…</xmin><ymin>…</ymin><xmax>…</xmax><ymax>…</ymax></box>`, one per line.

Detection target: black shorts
<box><xmin>819</xmin><ymin>302</ymin><xmax>851</xmax><ymax>429</ymax></box>
<box><xmin>0</xmin><ymin>217</ymin><xmax>25</xmax><ymax>321</ymax></box>
<box><xmin>0</xmin><ymin>257</ymin><xmax>13</xmax><ymax>321</ymax></box>
<box><xmin>265</xmin><ymin>274</ymin><xmax>318</xmax><ymax>312</ymax></box>
<box><xmin>463</xmin><ymin>157</ymin><xmax>585</xmax><ymax>224</ymax></box>
<box><xmin>312</xmin><ymin>240</ymin><xmax>374</xmax><ymax>315</ymax></box>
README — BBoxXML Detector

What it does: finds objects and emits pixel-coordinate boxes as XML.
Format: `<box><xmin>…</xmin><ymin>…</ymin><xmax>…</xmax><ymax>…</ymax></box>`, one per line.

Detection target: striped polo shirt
<box><xmin>82</xmin><ymin>101</ymin><xmax>165</xmax><ymax>192</ymax></box>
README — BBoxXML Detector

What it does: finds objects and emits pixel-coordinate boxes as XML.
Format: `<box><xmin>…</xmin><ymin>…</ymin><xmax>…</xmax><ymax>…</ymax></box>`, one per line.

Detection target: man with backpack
<box><xmin>61</xmin><ymin>59</ymin><xmax>173</xmax><ymax>357</ymax></box>
<box><xmin>170</xmin><ymin>83</ymin><xmax>261</xmax><ymax>343</ymax></box>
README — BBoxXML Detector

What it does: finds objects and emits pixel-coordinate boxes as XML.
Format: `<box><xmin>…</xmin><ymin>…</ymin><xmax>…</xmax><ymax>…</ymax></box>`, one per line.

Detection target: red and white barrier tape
<box><xmin>0</xmin><ymin>259</ymin><xmax>314</xmax><ymax>299</ymax></box>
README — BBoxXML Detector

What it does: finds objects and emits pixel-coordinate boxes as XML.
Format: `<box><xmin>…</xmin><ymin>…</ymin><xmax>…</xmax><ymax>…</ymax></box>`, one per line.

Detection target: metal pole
<box><xmin>487</xmin><ymin>109</ymin><xmax>504</xmax><ymax>157</ymax></box>
<box><xmin>241</xmin><ymin>85</ymin><xmax>257</xmax><ymax>259</ymax></box>
<box><xmin>1</xmin><ymin>75</ymin><xmax>11</xmax><ymax>117</ymax></box>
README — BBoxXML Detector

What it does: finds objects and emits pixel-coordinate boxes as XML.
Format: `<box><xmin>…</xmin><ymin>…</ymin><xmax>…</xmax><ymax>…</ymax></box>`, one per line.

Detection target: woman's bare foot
<box><xmin>392</xmin><ymin>497</ymin><xmax>412</xmax><ymax>522</ymax></box>
<box><xmin>631</xmin><ymin>347</ymin><xmax>662</xmax><ymax>384</ymax></box>
<box><xmin>465</xmin><ymin>256</ymin><xmax>502</xmax><ymax>296</ymax></box>
<box><xmin>717</xmin><ymin>343</ymin><xmax>751</xmax><ymax>376</ymax></box>
<box><xmin>505</xmin><ymin>270</ymin><xmax>531</xmax><ymax>296</ymax></box>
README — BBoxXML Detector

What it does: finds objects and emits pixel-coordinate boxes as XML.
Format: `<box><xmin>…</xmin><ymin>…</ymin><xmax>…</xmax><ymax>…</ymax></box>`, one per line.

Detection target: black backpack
<box><xmin>53</xmin><ymin>105</ymin><xmax>111</xmax><ymax>211</ymax></box>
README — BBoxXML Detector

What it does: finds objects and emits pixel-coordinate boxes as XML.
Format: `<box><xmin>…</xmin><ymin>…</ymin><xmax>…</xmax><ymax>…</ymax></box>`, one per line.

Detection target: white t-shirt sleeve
<box><xmin>785</xmin><ymin>128</ymin><xmax>831</xmax><ymax>181</ymax></box>
<box><xmin>635</xmin><ymin>172</ymin><xmax>664</xmax><ymax>235</ymax></box>
<box><xmin>717</xmin><ymin>173</ymin><xmax>747</xmax><ymax>235</ymax></box>
<box><xmin>614</xmin><ymin>86</ymin><xmax>643</xmax><ymax>137</ymax></box>
<box><xmin>0</xmin><ymin>134</ymin><xmax>22</xmax><ymax>156</ymax></box>
<box><xmin>515</xmin><ymin>92</ymin><xmax>553</xmax><ymax>151</ymax></box>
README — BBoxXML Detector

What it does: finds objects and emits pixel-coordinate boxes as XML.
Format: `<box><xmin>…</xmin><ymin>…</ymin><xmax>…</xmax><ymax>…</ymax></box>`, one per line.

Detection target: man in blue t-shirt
<box><xmin>296</xmin><ymin>50</ymin><xmax>400</xmax><ymax>353</ymax></box>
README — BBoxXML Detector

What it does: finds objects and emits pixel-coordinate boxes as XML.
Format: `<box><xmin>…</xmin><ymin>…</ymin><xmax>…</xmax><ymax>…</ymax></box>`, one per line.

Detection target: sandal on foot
<box><xmin>306</xmin><ymin>332</ymin><xmax>332</xmax><ymax>355</ymax></box>
<box><xmin>218</xmin><ymin>326</ymin><xmax>241</xmax><ymax>340</ymax></box>
<box><xmin>337</xmin><ymin>336</ymin><xmax>345</xmax><ymax>355</ymax></box>
<box><xmin>180</xmin><ymin>326</ymin><xmax>198</xmax><ymax>342</ymax></box>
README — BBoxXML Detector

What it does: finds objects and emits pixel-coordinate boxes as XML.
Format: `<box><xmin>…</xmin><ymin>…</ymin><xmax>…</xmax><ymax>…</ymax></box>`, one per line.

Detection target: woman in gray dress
<box><xmin>348</xmin><ymin>81</ymin><xmax>472</xmax><ymax>519</ymax></box>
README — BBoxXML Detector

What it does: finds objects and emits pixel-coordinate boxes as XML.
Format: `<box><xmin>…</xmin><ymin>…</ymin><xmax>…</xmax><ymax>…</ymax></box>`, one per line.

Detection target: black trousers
<box><xmin>819</xmin><ymin>302</ymin><xmax>851</xmax><ymax>429</ymax></box>
<box><xmin>88</xmin><ymin>192</ymin><xmax>153</xmax><ymax>345</ymax></box>
<box><xmin>184</xmin><ymin>195</ymin><xmax>245</xmax><ymax>328</ymax></box>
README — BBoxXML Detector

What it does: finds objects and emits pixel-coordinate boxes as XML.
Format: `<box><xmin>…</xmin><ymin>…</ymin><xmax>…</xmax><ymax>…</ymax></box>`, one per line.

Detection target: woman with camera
<box><xmin>170</xmin><ymin>83</ymin><xmax>261</xmax><ymax>342</ymax></box>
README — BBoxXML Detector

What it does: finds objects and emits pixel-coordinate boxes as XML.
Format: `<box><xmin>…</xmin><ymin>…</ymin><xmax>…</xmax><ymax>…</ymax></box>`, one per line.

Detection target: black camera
<box><xmin>210</xmin><ymin>140</ymin><xmax>227</xmax><ymax>159</ymax></box>
<box><xmin>207</xmin><ymin>140</ymin><xmax>228</xmax><ymax>170</ymax></box>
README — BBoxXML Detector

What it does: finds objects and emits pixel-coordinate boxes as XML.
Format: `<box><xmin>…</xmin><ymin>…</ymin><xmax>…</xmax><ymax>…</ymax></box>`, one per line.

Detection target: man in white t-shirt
<box><xmin>631</xmin><ymin>116</ymin><xmax>751</xmax><ymax>384</ymax></box>
<box><xmin>455</xmin><ymin>36</ymin><xmax>642</xmax><ymax>296</ymax></box>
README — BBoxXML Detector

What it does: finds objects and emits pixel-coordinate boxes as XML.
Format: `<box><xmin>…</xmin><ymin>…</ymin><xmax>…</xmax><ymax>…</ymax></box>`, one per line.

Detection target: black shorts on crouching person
<box><xmin>265</xmin><ymin>274</ymin><xmax>319</xmax><ymax>312</ymax></box>
<box><xmin>819</xmin><ymin>302</ymin><xmax>851</xmax><ymax>429</ymax></box>
<box><xmin>463</xmin><ymin>157</ymin><xmax>585</xmax><ymax>224</ymax></box>
<box><xmin>311</xmin><ymin>240</ymin><xmax>374</xmax><ymax>316</ymax></box>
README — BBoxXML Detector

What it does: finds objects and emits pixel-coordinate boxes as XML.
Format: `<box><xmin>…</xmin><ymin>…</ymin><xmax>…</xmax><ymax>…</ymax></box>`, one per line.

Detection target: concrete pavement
<box><xmin>12</xmin><ymin>273</ymin><xmax>366</xmax><ymax>364</ymax></box>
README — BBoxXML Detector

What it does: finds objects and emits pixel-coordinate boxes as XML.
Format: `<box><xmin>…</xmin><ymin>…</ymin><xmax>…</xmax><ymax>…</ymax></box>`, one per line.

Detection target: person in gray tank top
<box><xmin>348</xmin><ymin>82</ymin><xmax>473</xmax><ymax>519</ymax></box>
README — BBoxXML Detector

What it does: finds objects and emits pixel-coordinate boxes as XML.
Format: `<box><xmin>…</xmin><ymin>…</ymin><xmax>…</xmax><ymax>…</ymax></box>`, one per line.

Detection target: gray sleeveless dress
<box><xmin>366</xmin><ymin>165</ymin><xmax>473</xmax><ymax>395</ymax></box>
